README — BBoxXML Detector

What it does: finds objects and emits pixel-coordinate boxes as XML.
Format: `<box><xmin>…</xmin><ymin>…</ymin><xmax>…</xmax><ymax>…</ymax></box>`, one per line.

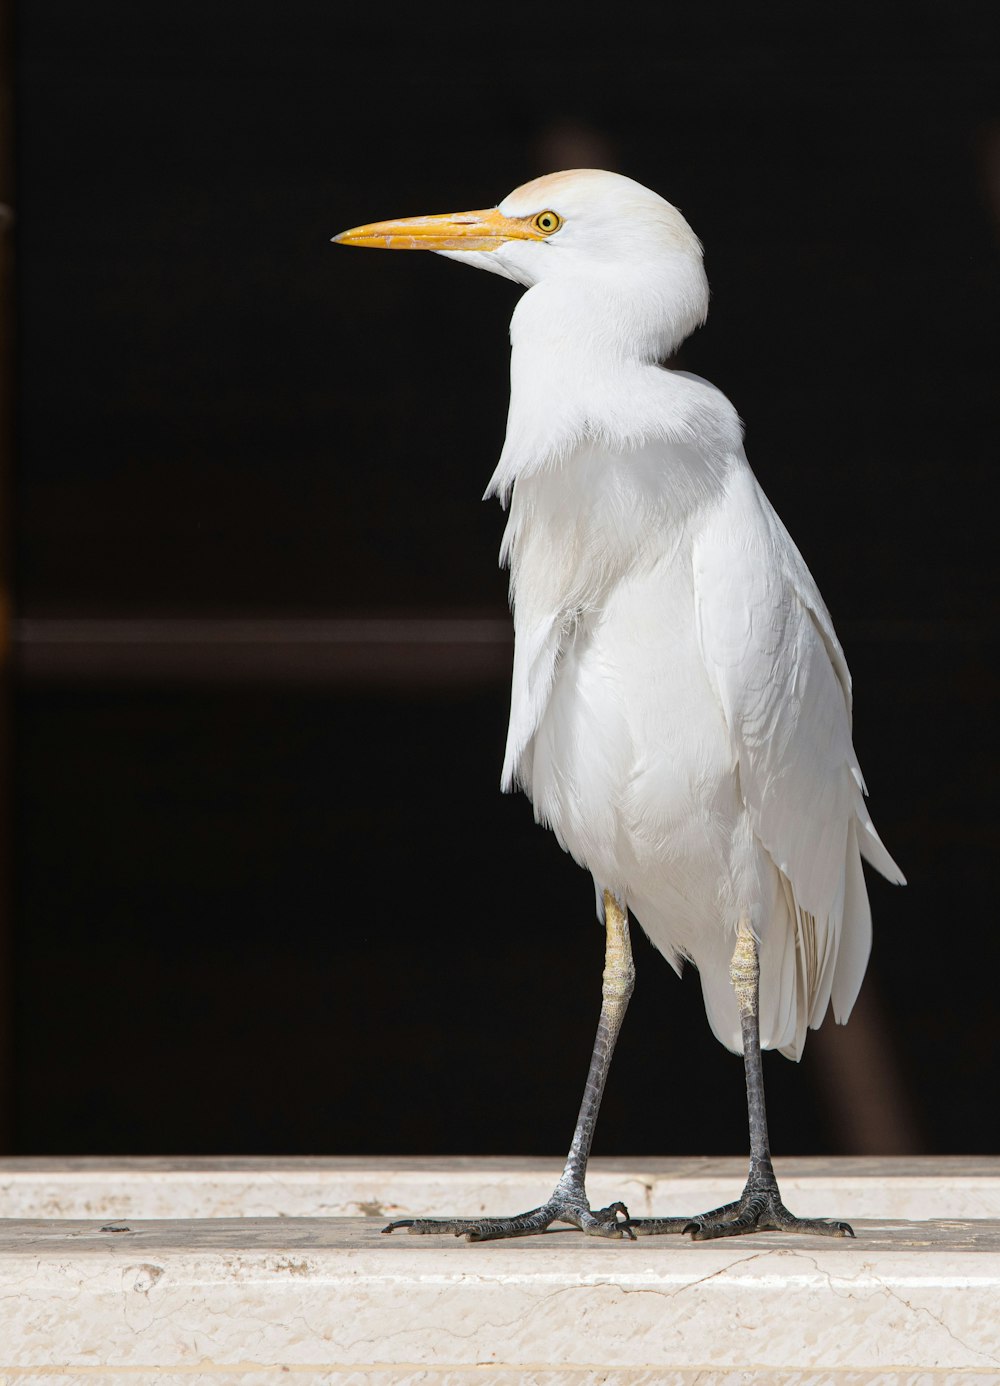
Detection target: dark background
<box><xmin>6</xmin><ymin>3</ymin><xmax>998</xmax><ymax>1160</ymax></box>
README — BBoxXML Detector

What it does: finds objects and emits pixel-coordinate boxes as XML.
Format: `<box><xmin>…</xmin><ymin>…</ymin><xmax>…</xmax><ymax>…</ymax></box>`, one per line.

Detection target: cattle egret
<box><xmin>334</xmin><ymin>170</ymin><xmax>904</xmax><ymax>1241</ymax></box>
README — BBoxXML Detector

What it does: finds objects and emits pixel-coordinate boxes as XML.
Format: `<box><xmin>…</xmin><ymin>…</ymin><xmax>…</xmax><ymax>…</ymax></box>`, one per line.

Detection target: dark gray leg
<box><xmin>383</xmin><ymin>891</ymin><xmax>637</xmax><ymax>1241</ymax></box>
<box><xmin>630</xmin><ymin>920</ymin><xmax>855</xmax><ymax>1240</ymax></box>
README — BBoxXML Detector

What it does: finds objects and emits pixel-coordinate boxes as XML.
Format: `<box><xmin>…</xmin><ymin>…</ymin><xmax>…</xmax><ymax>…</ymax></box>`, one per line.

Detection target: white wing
<box><xmin>693</xmin><ymin>461</ymin><xmax>904</xmax><ymax>1037</ymax></box>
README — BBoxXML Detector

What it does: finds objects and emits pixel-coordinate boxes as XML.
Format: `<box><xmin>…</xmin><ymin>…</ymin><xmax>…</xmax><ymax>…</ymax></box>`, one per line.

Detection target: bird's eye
<box><xmin>533</xmin><ymin>210</ymin><xmax>562</xmax><ymax>235</ymax></box>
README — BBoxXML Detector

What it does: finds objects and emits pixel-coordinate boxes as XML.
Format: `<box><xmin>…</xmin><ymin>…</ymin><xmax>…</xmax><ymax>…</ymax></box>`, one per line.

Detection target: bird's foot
<box><xmin>628</xmin><ymin>1181</ymin><xmax>854</xmax><ymax>1241</ymax></box>
<box><xmin>382</xmin><ymin>1192</ymin><xmax>635</xmax><ymax>1242</ymax></box>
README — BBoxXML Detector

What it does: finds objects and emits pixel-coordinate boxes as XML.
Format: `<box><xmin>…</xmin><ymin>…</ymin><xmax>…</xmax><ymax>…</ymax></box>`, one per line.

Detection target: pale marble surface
<box><xmin>2</xmin><ymin>1159</ymin><xmax>1000</xmax><ymax>1382</ymax></box>
<box><xmin>2</xmin><ymin>1153</ymin><xmax>999</xmax><ymax>1221</ymax></box>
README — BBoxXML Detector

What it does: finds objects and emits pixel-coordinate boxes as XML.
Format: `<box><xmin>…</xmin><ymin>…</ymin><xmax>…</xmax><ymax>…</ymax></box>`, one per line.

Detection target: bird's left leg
<box><xmin>629</xmin><ymin>920</ymin><xmax>855</xmax><ymax>1240</ymax></box>
<box><xmin>382</xmin><ymin>890</ymin><xmax>638</xmax><ymax>1241</ymax></box>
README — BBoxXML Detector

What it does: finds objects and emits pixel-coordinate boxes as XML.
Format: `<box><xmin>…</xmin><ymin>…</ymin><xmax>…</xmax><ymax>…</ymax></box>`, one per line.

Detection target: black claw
<box><xmin>593</xmin><ymin>1200</ymin><xmax>631</xmax><ymax>1223</ymax></box>
<box><xmin>590</xmin><ymin>1199</ymin><xmax>635</xmax><ymax>1239</ymax></box>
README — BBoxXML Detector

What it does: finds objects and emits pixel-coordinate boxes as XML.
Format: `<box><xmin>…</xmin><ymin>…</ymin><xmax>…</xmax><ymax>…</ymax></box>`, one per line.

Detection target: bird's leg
<box><xmin>629</xmin><ymin>920</ymin><xmax>855</xmax><ymax>1240</ymax></box>
<box><xmin>545</xmin><ymin>888</ymin><xmax>638</xmax><ymax>1233</ymax></box>
<box><xmin>382</xmin><ymin>890</ymin><xmax>637</xmax><ymax>1241</ymax></box>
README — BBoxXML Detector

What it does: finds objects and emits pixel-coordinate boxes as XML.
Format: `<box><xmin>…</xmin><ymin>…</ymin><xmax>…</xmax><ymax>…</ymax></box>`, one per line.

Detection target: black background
<box><xmin>11</xmin><ymin>2</ymin><xmax>999</xmax><ymax>1160</ymax></box>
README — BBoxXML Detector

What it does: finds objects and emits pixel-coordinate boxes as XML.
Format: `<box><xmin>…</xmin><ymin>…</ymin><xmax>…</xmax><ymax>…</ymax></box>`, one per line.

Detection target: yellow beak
<box><xmin>332</xmin><ymin>207</ymin><xmax>545</xmax><ymax>253</ymax></box>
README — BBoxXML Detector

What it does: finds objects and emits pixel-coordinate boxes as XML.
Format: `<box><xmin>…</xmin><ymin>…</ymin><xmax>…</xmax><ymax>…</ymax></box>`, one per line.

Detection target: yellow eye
<box><xmin>532</xmin><ymin>210</ymin><xmax>562</xmax><ymax>235</ymax></box>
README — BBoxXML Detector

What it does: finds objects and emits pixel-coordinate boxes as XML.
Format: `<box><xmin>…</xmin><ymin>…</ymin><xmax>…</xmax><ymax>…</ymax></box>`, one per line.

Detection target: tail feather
<box><xmin>832</xmin><ymin>819</ymin><xmax>874</xmax><ymax>1023</ymax></box>
<box><xmin>856</xmin><ymin>797</ymin><xmax>906</xmax><ymax>886</ymax></box>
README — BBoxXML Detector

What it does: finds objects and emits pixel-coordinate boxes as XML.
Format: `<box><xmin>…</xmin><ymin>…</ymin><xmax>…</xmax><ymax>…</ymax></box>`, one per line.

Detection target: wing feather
<box><xmin>694</xmin><ymin>462</ymin><xmax>903</xmax><ymax>1038</ymax></box>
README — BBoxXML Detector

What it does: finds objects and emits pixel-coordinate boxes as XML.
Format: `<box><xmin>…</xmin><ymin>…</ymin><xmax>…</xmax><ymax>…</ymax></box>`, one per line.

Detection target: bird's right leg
<box><xmin>628</xmin><ymin>920</ymin><xmax>854</xmax><ymax>1240</ymax></box>
<box><xmin>382</xmin><ymin>890</ymin><xmax>637</xmax><ymax>1241</ymax></box>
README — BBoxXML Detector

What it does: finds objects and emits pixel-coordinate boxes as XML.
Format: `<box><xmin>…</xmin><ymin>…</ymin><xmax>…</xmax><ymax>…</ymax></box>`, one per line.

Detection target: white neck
<box><xmin>485</xmin><ymin>254</ymin><xmax>710</xmax><ymax>504</ymax></box>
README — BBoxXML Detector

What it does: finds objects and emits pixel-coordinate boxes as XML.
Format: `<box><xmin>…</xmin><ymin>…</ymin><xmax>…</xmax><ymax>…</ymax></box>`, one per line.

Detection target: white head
<box><xmin>335</xmin><ymin>169</ymin><xmax>709</xmax><ymax>361</ymax></box>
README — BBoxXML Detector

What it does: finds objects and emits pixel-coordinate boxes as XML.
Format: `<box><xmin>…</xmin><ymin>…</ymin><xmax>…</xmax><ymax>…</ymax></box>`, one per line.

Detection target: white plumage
<box><xmin>338</xmin><ymin>168</ymin><xmax>903</xmax><ymax>1061</ymax></box>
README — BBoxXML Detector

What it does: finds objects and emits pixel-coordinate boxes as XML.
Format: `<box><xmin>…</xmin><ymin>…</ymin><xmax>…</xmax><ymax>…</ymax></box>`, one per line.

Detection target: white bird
<box><xmin>334</xmin><ymin>169</ymin><xmax>904</xmax><ymax>1241</ymax></box>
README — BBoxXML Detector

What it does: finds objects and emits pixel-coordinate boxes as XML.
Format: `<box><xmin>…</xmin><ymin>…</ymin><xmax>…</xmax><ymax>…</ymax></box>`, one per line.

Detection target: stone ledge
<box><xmin>3</xmin><ymin>1153</ymin><xmax>999</xmax><ymax>1221</ymax></box>
<box><xmin>2</xmin><ymin>1159</ymin><xmax>999</xmax><ymax>1381</ymax></box>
